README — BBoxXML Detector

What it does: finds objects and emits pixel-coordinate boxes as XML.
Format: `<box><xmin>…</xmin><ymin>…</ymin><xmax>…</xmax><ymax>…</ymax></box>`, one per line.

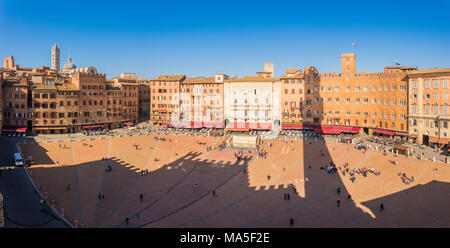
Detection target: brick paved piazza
<box><xmin>18</xmin><ymin>134</ymin><xmax>450</xmax><ymax>228</ymax></box>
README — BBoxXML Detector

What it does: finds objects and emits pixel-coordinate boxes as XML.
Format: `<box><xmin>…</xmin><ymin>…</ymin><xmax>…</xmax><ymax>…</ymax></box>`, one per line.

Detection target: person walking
<box><xmin>347</xmin><ymin>194</ymin><xmax>352</xmax><ymax>200</ymax></box>
<box><xmin>337</xmin><ymin>200</ymin><xmax>341</xmax><ymax>207</ymax></box>
<box><xmin>212</xmin><ymin>190</ymin><xmax>216</xmax><ymax>197</ymax></box>
<box><xmin>289</xmin><ymin>218</ymin><xmax>294</xmax><ymax>226</ymax></box>
<box><xmin>125</xmin><ymin>217</ymin><xmax>129</xmax><ymax>225</ymax></box>
<box><xmin>379</xmin><ymin>203</ymin><xmax>384</xmax><ymax>212</ymax></box>
<box><xmin>140</xmin><ymin>194</ymin><xmax>143</xmax><ymax>202</ymax></box>
<box><xmin>337</xmin><ymin>187</ymin><xmax>341</xmax><ymax>194</ymax></box>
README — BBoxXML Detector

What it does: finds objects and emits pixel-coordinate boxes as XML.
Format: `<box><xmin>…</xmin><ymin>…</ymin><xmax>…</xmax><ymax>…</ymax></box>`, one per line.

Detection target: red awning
<box><xmin>282</xmin><ymin>124</ymin><xmax>303</xmax><ymax>130</ymax></box>
<box><xmin>226</xmin><ymin>122</ymin><xmax>249</xmax><ymax>131</ymax></box>
<box><xmin>333</xmin><ymin>126</ymin><xmax>360</xmax><ymax>133</ymax></box>
<box><xmin>82</xmin><ymin>124</ymin><xmax>105</xmax><ymax>129</ymax></box>
<box><xmin>374</xmin><ymin>129</ymin><xmax>395</xmax><ymax>135</ymax></box>
<box><xmin>124</xmin><ymin>122</ymin><xmax>133</xmax><ymax>126</ymax></box>
<box><xmin>321</xmin><ymin>126</ymin><xmax>342</xmax><ymax>134</ymax></box>
<box><xmin>1</xmin><ymin>126</ymin><xmax>27</xmax><ymax>132</ymax></box>
<box><xmin>16</xmin><ymin>127</ymin><xmax>27</xmax><ymax>132</ymax></box>
<box><xmin>166</xmin><ymin>122</ymin><xmax>189</xmax><ymax>128</ymax></box>
<box><xmin>202</xmin><ymin>122</ymin><xmax>224</xmax><ymax>128</ymax></box>
<box><xmin>190</xmin><ymin>121</ymin><xmax>202</xmax><ymax>129</ymax></box>
<box><xmin>249</xmin><ymin>122</ymin><xmax>272</xmax><ymax>130</ymax></box>
<box><xmin>438</xmin><ymin>138</ymin><xmax>450</xmax><ymax>144</ymax></box>
<box><xmin>395</xmin><ymin>132</ymin><xmax>408</xmax><ymax>136</ymax></box>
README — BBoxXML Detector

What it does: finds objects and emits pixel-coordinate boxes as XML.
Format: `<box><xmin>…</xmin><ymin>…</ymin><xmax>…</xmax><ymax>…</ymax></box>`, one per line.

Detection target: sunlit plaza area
<box><xmin>12</xmin><ymin>126</ymin><xmax>450</xmax><ymax>228</ymax></box>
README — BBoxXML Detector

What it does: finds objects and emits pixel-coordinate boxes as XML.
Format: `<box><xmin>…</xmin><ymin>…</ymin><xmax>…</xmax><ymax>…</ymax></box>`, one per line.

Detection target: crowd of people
<box><xmin>398</xmin><ymin>173</ymin><xmax>415</xmax><ymax>185</ymax></box>
<box><xmin>337</xmin><ymin>162</ymin><xmax>381</xmax><ymax>183</ymax></box>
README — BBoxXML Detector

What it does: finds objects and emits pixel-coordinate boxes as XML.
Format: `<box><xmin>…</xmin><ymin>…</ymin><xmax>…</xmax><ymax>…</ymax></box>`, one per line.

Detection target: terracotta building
<box><xmin>282</xmin><ymin>53</ymin><xmax>416</xmax><ymax>137</ymax></box>
<box><xmin>1</xmin><ymin>76</ymin><xmax>30</xmax><ymax>133</ymax></box>
<box><xmin>171</xmin><ymin>75</ymin><xmax>225</xmax><ymax>128</ymax></box>
<box><xmin>223</xmin><ymin>72</ymin><xmax>281</xmax><ymax>134</ymax></box>
<box><xmin>408</xmin><ymin>68</ymin><xmax>450</xmax><ymax>147</ymax></box>
<box><xmin>112</xmin><ymin>73</ymin><xmax>150</xmax><ymax>122</ymax></box>
<box><xmin>0</xmin><ymin>71</ymin><xmax>3</xmax><ymax>130</ymax></box>
<box><xmin>1</xmin><ymin>57</ymin><xmax>140</xmax><ymax>134</ymax></box>
<box><xmin>149</xmin><ymin>75</ymin><xmax>185</xmax><ymax>125</ymax></box>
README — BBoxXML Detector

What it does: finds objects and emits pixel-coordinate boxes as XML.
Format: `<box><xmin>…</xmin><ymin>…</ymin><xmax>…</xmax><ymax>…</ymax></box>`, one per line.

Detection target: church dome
<box><xmin>63</xmin><ymin>57</ymin><xmax>77</xmax><ymax>70</ymax></box>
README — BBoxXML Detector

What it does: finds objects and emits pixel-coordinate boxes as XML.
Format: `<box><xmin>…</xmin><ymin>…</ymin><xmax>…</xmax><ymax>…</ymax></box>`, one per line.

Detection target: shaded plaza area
<box><xmin>18</xmin><ymin>134</ymin><xmax>450</xmax><ymax>228</ymax></box>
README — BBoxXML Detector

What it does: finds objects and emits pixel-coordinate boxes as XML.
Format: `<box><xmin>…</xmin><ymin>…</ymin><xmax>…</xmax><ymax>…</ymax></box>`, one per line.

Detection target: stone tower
<box><xmin>51</xmin><ymin>43</ymin><xmax>60</xmax><ymax>71</ymax></box>
<box><xmin>341</xmin><ymin>53</ymin><xmax>355</xmax><ymax>81</ymax></box>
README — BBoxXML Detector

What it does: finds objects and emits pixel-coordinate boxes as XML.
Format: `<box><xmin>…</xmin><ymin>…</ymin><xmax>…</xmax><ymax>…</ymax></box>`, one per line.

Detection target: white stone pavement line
<box><xmin>98</xmin><ymin>139</ymin><xmax>161</xmax><ymax>228</ymax></box>
<box><xmin>15</xmin><ymin>143</ymin><xmax>73</xmax><ymax>228</ymax></box>
<box><xmin>244</xmin><ymin>148</ymin><xmax>376</xmax><ymax>228</ymax></box>
<box><xmin>133</xmin><ymin>160</ymin><xmax>251</xmax><ymax>228</ymax></box>
<box><xmin>340</xmin><ymin>159</ymin><xmax>435</xmax><ymax>228</ymax></box>
<box><xmin>115</xmin><ymin>137</ymin><xmax>227</xmax><ymax>227</ymax></box>
<box><xmin>173</xmin><ymin>140</ymin><xmax>325</xmax><ymax>227</ymax></box>
<box><xmin>89</xmin><ymin>137</ymin><xmax>113</xmax><ymax>227</ymax></box>
<box><xmin>71</xmin><ymin>141</ymin><xmax>82</xmax><ymax>226</ymax></box>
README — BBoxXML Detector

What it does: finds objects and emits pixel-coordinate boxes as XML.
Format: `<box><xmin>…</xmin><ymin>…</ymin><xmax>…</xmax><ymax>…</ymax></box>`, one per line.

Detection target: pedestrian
<box><xmin>267</xmin><ymin>175</ymin><xmax>271</xmax><ymax>181</ymax></box>
<box><xmin>287</xmin><ymin>193</ymin><xmax>290</xmax><ymax>200</ymax></box>
<box><xmin>337</xmin><ymin>200</ymin><xmax>340</xmax><ymax>207</ymax></box>
<box><xmin>289</xmin><ymin>218</ymin><xmax>294</xmax><ymax>226</ymax></box>
<box><xmin>337</xmin><ymin>187</ymin><xmax>341</xmax><ymax>194</ymax></box>
<box><xmin>379</xmin><ymin>203</ymin><xmax>384</xmax><ymax>212</ymax></box>
<box><xmin>212</xmin><ymin>190</ymin><xmax>216</xmax><ymax>197</ymax></box>
<box><xmin>136</xmin><ymin>213</ymin><xmax>140</xmax><ymax>219</ymax></box>
<box><xmin>194</xmin><ymin>181</ymin><xmax>198</xmax><ymax>188</ymax></box>
<box><xmin>98</xmin><ymin>193</ymin><xmax>102</xmax><ymax>200</ymax></box>
<box><xmin>66</xmin><ymin>184</ymin><xmax>71</xmax><ymax>191</ymax></box>
<box><xmin>347</xmin><ymin>194</ymin><xmax>351</xmax><ymax>200</ymax></box>
<box><xmin>125</xmin><ymin>217</ymin><xmax>129</xmax><ymax>225</ymax></box>
<box><xmin>140</xmin><ymin>194</ymin><xmax>143</xmax><ymax>202</ymax></box>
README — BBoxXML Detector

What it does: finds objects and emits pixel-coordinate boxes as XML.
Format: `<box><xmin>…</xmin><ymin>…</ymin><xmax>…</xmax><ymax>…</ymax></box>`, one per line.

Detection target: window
<box><xmin>433</xmin><ymin>80</ymin><xmax>439</xmax><ymax>89</ymax></box>
<box><xmin>443</xmin><ymin>106</ymin><xmax>448</xmax><ymax>116</ymax></box>
<box><xmin>425</xmin><ymin>105</ymin><xmax>430</xmax><ymax>114</ymax></box>
<box><xmin>434</xmin><ymin>93</ymin><xmax>439</xmax><ymax>100</ymax></box>
<box><xmin>412</xmin><ymin>80</ymin><xmax>417</xmax><ymax>89</ymax></box>
<box><xmin>443</xmin><ymin>93</ymin><xmax>448</xmax><ymax>100</ymax></box>
<box><xmin>443</xmin><ymin>79</ymin><xmax>448</xmax><ymax>89</ymax></box>
<box><xmin>425</xmin><ymin>80</ymin><xmax>430</xmax><ymax>88</ymax></box>
<box><xmin>355</xmin><ymin>86</ymin><xmax>360</xmax><ymax>92</ymax></box>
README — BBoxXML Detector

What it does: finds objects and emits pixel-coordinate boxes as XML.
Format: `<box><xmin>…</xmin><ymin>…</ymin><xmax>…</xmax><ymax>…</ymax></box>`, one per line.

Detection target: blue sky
<box><xmin>1</xmin><ymin>0</ymin><xmax>449</xmax><ymax>79</ymax></box>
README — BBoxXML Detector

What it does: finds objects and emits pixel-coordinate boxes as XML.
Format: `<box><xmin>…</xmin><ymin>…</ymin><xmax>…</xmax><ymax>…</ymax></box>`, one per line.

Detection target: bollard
<box><xmin>396</xmin><ymin>150</ymin><xmax>398</xmax><ymax>156</ymax></box>
<box><xmin>432</xmin><ymin>156</ymin><xmax>435</xmax><ymax>162</ymax></box>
